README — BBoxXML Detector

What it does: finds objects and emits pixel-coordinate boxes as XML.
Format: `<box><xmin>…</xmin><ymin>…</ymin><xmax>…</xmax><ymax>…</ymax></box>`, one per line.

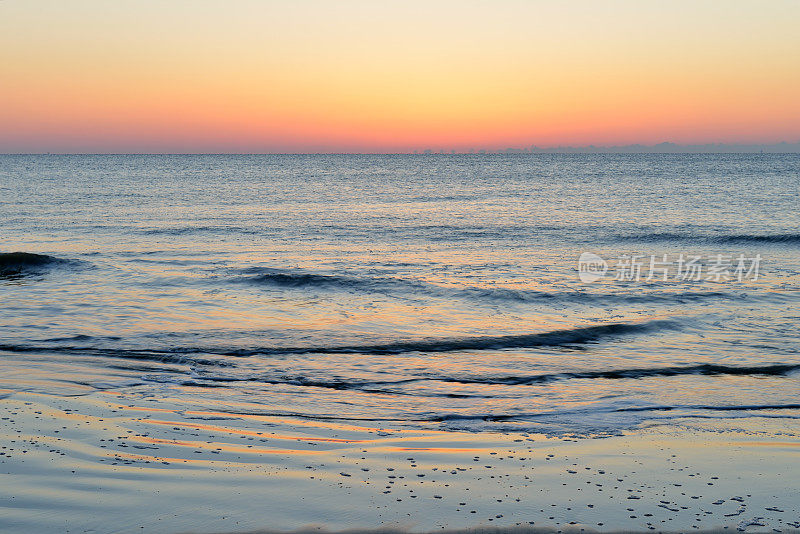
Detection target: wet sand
<box><xmin>1</xmin><ymin>388</ymin><xmax>799</xmax><ymax>534</ymax></box>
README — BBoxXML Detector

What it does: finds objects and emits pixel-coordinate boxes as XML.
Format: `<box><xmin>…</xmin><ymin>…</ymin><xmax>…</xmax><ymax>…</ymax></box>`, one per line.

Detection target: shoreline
<box><xmin>1</xmin><ymin>389</ymin><xmax>798</xmax><ymax>533</ymax></box>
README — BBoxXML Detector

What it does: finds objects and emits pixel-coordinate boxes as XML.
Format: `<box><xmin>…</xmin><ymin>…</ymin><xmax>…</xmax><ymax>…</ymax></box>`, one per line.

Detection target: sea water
<box><xmin>1</xmin><ymin>153</ymin><xmax>799</xmax><ymax>437</ymax></box>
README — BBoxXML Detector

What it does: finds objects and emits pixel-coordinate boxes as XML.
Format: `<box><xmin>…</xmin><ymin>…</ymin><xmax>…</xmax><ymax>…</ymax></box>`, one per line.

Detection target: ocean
<box><xmin>2</xmin><ymin>153</ymin><xmax>799</xmax><ymax>437</ymax></box>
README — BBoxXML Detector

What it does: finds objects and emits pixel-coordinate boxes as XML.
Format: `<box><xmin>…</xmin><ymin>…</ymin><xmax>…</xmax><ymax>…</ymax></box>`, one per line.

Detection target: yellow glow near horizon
<box><xmin>1</xmin><ymin>0</ymin><xmax>799</xmax><ymax>152</ymax></box>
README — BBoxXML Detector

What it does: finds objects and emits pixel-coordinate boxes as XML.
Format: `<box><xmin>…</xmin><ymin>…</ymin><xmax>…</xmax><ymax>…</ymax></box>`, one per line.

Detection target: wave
<box><xmin>241</xmin><ymin>269</ymin><xmax>358</xmax><ymax>289</ymax></box>
<box><xmin>141</xmin><ymin>225</ymin><xmax>262</xmax><ymax>236</ymax></box>
<box><xmin>423</xmin><ymin>403</ymin><xmax>800</xmax><ymax>423</ymax></box>
<box><xmin>440</xmin><ymin>362</ymin><xmax>800</xmax><ymax>386</ymax></box>
<box><xmin>0</xmin><ymin>251</ymin><xmax>77</xmax><ymax>278</ymax></box>
<box><xmin>0</xmin><ymin>343</ymin><xmax>233</xmax><ymax>367</ymax></box>
<box><xmin>220</xmin><ymin>320</ymin><xmax>675</xmax><ymax>356</ymax></box>
<box><xmin>716</xmin><ymin>233</ymin><xmax>800</xmax><ymax>244</ymax></box>
<box><xmin>144</xmin><ymin>401</ymin><xmax>800</xmax><ymax>433</ymax></box>
<box><xmin>615</xmin><ymin>402</ymin><xmax>800</xmax><ymax>413</ymax></box>
<box><xmin>453</xmin><ymin>287</ymin><xmax>735</xmax><ymax>305</ymax></box>
<box><xmin>615</xmin><ymin>232</ymin><xmax>800</xmax><ymax>245</ymax></box>
<box><xmin>0</xmin><ymin>320</ymin><xmax>673</xmax><ymax>362</ymax></box>
<box><xmin>179</xmin><ymin>361</ymin><xmax>800</xmax><ymax>394</ymax></box>
<box><xmin>238</xmin><ymin>268</ymin><xmax>736</xmax><ymax>305</ymax></box>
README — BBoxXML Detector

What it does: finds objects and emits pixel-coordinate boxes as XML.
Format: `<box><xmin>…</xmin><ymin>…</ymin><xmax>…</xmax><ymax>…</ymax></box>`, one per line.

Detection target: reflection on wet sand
<box><xmin>3</xmin><ymin>389</ymin><xmax>800</xmax><ymax>533</ymax></box>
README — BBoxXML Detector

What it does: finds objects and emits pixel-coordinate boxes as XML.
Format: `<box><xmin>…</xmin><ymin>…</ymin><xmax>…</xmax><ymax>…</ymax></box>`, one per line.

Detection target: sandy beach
<box><xmin>2</xmin><ymin>382</ymin><xmax>798</xmax><ymax>533</ymax></box>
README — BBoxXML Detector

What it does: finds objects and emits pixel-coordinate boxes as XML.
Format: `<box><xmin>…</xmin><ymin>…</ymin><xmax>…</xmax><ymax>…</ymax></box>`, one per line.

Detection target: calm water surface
<box><xmin>1</xmin><ymin>154</ymin><xmax>799</xmax><ymax>436</ymax></box>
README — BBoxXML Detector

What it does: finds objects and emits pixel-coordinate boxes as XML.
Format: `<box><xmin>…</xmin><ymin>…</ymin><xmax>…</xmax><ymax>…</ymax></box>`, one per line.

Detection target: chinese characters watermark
<box><xmin>578</xmin><ymin>252</ymin><xmax>761</xmax><ymax>283</ymax></box>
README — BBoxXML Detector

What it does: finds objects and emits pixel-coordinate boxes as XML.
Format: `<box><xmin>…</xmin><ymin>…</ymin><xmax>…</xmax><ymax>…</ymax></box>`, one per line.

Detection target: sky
<box><xmin>1</xmin><ymin>0</ymin><xmax>799</xmax><ymax>153</ymax></box>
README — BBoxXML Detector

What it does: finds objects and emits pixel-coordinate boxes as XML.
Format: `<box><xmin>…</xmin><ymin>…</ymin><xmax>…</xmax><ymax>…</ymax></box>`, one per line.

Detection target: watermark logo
<box><xmin>578</xmin><ymin>252</ymin><xmax>609</xmax><ymax>283</ymax></box>
<box><xmin>577</xmin><ymin>253</ymin><xmax>761</xmax><ymax>283</ymax></box>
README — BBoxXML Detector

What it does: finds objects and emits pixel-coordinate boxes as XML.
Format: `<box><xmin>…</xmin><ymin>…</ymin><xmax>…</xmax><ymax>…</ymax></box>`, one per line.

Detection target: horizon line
<box><xmin>3</xmin><ymin>141</ymin><xmax>800</xmax><ymax>156</ymax></box>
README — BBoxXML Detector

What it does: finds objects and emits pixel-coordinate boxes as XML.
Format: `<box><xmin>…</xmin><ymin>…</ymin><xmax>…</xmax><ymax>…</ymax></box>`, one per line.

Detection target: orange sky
<box><xmin>1</xmin><ymin>0</ymin><xmax>799</xmax><ymax>152</ymax></box>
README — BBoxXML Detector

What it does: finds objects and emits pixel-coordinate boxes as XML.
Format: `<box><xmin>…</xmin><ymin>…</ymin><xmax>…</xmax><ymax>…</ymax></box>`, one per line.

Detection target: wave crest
<box><xmin>0</xmin><ymin>251</ymin><xmax>75</xmax><ymax>278</ymax></box>
<box><xmin>222</xmin><ymin>320</ymin><xmax>675</xmax><ymax>356</ymax></box>
<box><xmin>180</xmin><ymin>361</ymin><xmax>800</xmax><ymax>394</ymax></box>
<box><xmin>238</xmin><ymin>268</ymin><xmax>735</xmax><ymax>305</ymax></box>
<box><xmin>616</xmin><ymin>232</ymin><xmax>800</xmax><ymax>245</ymax></box>
<box><xmin>0</xmin><ymin>320</ymin><xmax>673</xmax><ymax>361</ymax></box>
